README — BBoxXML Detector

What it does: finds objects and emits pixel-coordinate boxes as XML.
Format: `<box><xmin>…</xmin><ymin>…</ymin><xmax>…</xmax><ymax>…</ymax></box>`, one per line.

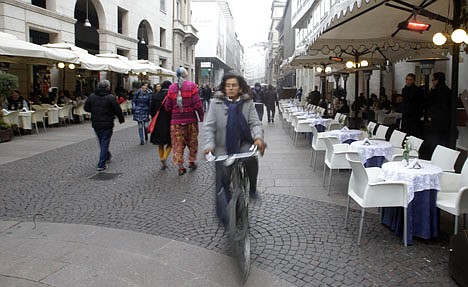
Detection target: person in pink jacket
<box><xmin>165</xmin><ymin>67</ymin><xmax>204</xmax><ymax>175</ymax></box>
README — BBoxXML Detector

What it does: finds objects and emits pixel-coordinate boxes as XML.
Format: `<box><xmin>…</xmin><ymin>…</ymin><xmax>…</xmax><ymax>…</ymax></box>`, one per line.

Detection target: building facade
<box><xmin>0</xmin><ymin>0</ymin><xmax>197</xmax><ymax>94</ymax></box>
<box><xmin>265</xmin><ymin>0</ymin><xmax>286</xmax><ymax>88</ymax></box>
<box><xmin>244</xmin><ymin>43</ymin><xmax>268</xmax><ymax>86</ymax></box>
<box><xmin>192</xmin><ymin>0</ymin><xmax>243</xmax><ymax>88</ymax></box>
<box><xmin>172</xmin><ymin>0</ymin><xmax>199</xmax><ymax>81</ymax></box>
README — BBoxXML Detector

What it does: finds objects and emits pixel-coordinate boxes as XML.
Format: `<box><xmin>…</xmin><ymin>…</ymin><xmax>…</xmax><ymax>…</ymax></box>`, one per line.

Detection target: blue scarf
<box><xmin>224</xmin><ymin>98</ymin><xmax>253</xmax><ymax>154</ymax></box>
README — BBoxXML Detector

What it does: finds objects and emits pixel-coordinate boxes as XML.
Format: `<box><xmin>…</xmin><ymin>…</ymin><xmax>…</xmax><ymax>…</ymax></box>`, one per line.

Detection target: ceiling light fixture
<box><xmin>84</xmin><ymin>0</ymin><xmax>92</xmax><ymax>28</ymax></box>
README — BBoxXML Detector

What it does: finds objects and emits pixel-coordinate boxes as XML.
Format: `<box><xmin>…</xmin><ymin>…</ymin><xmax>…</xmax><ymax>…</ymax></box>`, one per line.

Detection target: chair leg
<box><xmin>34</xmin><ymin>123</ymin><xmax>39</xmax><ymax>134</ymax></box>
<box><xmin>344</xmin><ymin>196</ymin><xmax>351</xmax><ymax>228</ymax></box>
<box><xmin>322</xmin><ymin>164</ymin><xmax>327</xmax><ymax>186</ymax></box>
<box><xmin>313</xmin><ymin>151</ymin><xmax>318</xmax><ymax>171</ymax></box>
<box><xmin>403</xmin><ymin>207</ymin><xmax>407</xmax><ymax>247</ymax></box>
<box><xmin>357</xmin><ymin>208</ymin><xmax>365</xmax><ymax>246</ymax></box>
<box><xmin>294</xmin><ymin>131</ymin><xmax>298</xmax><ymax>145</ymax></box>
<box><xmin>454</xmin><ymin>215</ymin><xmax>458</xmax><ymax>235</ymax></box>
<box><xmin>327</xmin><ymin>169</ymin><xmax>333</xmax><ymax>195</ymax></box>
<box><xmin>309</xmin><ymin>149</ymin><xmax>314</xmax><ymax>167</ymax></box>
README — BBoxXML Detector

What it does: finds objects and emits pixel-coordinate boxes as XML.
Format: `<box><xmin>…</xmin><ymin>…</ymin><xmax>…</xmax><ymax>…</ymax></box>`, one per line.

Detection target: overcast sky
<box><xmin>229</xmin><ymin>0</ymin><xmax>272</xmax><ymax>47</ymax></box>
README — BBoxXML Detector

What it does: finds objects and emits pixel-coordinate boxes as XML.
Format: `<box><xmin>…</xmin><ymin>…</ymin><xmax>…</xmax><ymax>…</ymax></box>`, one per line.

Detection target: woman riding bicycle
<box><xmin>203</xmin><ymin>73</ymin><xmax>266</xmax><ymax>224</ymax></box>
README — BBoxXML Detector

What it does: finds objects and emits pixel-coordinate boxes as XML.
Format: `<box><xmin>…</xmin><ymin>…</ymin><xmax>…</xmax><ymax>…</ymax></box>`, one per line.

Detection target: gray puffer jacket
<box><xmin>203</xmin><ymin>91</ymin><xmax>263</xmax><ymax>156</ymax></box>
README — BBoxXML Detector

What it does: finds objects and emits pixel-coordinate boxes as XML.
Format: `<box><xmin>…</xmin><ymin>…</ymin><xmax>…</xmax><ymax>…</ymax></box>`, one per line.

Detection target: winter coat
<box><xmin>264</xmin><ymin>89</ymin><xmax>278</xmax><ymax>107</ymax></box>
<box><xmin>203</xmin><ymin>91</ymin><xmax>263</xmax><ymax>156</ymax></box>
<box><xmin>149</xmin><ymin>89</ymin><xmax>171</xmax><ymax>145</ymax></box>
<box><xmin>429</xmin><ymin>83</ymin><xmax>452</xmax><ymax>132</ymax></box>
<box><xmin>84</xmin><ymin>88</ymin><xmax>124</xmax><ymax>129</ymax></box>
<box><xmin>132</xmin><ymin>88</ymin><xmax>152</xmax><ymax>122</ymax></box>
<box><xmin>165</xmin><ymin>81</ymin><xmax>204</xmax><ymax>125</ymax></box>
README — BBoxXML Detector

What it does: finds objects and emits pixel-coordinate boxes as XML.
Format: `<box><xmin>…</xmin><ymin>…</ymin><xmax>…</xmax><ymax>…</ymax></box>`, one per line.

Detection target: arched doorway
<box><xmin>74</xmin><ymin>0</ymin><xmax>100</xmax><ymax>94</ymax></box>
<box><xmin>74</xmin><ymin>0</ymin><xmax>100</xmax><ymax>55</ymax></box>
<box><xmin>137</xmin><ymin>21</ymin><xmax>150</xmax><ymax>60</ymax></box>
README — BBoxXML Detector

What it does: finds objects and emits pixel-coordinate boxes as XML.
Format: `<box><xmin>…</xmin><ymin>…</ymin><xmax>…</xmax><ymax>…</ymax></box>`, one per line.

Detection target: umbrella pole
<box><xmin>450</xmin><ymin>0</ymin><xmax>461</xmax><ymax>149</ymax></box>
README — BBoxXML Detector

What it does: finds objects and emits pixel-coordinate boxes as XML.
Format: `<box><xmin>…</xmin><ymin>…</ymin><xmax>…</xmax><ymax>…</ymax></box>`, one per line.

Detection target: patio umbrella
<box><xmin>0</xmin><ymin>32</ymin><xmax>78</xmax><ymax>64</ymax></box>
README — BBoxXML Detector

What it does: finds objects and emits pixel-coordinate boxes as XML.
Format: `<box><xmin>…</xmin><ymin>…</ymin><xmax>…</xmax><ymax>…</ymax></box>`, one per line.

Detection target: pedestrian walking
<box><xmin>132</xmin><ymin>81</ymin><xmax>152</xmax><ymax>145</ymax></box>
<box><xmin>165</xmin><ymin>67</ymin><xmax>204</xmax><ymax>176</ymax></box>
<box><xmin>84</xmin><ymin>79</ymin><xmax>125</xmax><ymax>171</ymax></box>
<box><xmin>252</xmin><ymin>82</ymin><xmax>264</xmax><ymax>122</ymax></box>
<box><xmin>150</xmin><ymin>80</ymin><xmax>172</xmax><ymax>170</ymax></box>
<box><xmin>264</xmin><ymin>84</ymin><xmax>278</xmax><ymax>123</ymax></box>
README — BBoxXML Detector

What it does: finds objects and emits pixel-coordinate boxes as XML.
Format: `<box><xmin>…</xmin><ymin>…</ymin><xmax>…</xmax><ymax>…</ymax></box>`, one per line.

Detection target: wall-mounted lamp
<box><xmin>69</xmin><ymin>63</ymin><xmax>76</xmax><ymax>70</ymax></box>
<box><xmin>84</xmin><ymin>0</ymin><xmax>92</xmax><ymax>28</ymax></box>
<box><xmin>57</xmin><ymin>62</ymin><xmax>65</xmax><ymax>69</ymax></box>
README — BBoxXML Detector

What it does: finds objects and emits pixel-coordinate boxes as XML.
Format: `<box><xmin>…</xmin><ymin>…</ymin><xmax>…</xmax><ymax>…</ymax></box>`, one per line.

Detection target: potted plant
<box><xmin>0</xmin><ymin>72</ymin><xmax>18</xmax><ymax>143</ymax></box>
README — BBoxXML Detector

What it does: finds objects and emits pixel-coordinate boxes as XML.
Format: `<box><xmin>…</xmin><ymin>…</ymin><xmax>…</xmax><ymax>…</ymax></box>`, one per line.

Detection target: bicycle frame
<box><xmin>206</xmin><ymin>145</ymin><xmax>258</xmax><ymax>281</ymax></box>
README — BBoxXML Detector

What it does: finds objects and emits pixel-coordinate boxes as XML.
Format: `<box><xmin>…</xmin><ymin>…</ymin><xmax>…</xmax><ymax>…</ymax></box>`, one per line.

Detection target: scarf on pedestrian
<box><xmin>224</xmin><ymin>98</ymin><xmax>253</xmax><ymax>155</ymax></box>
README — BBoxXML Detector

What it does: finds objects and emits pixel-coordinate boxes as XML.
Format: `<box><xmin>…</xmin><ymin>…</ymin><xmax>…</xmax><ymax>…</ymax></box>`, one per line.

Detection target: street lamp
<box><xmin>362</xmin><ymin>69</ymin><xmax>373</xmax><ymax>101</ymax></box>
<box><xmin>341</xmin><ymin>73</ymin><xmax>349</xmax><ymax>100</ymax></box>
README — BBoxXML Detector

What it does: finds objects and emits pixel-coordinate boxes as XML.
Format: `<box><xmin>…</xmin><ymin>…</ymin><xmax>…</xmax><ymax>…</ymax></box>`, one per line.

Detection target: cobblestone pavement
<box><xmin>0</xmin><ymin>117</ymin><xmax>456</xmax><ymax>286</ymax></box>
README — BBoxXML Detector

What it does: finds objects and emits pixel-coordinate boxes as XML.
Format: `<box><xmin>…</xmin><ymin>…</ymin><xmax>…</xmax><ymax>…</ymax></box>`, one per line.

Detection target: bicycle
<box><xmin>206</xmin><ymin>145</ymin><xmax>259</xmax><ymax>281</ymax></box>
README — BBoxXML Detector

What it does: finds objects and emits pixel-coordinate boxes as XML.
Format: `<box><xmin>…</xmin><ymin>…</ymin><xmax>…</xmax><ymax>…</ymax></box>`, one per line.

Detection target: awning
<box><xmin>0</xmin><ymin>32</ymin><xmax>78</xmax><ymax>64</ymax></box>
<box><xmin>301</xmin><ymin>0</ymin><xmax>450</xmax><ymax>65</ymax></box>
<box><xmin>128</xmin><ymin>60</ymin><xmax>176</xmax><ymax>77</ymax></box>
<box><xmin>43</xmin><ymin>43</ymin><xmax>110</xmax><ymax>71</ymax></box>
<box><xmin>94</xmin><ymin>53</ymin><xmax>133</xmax><ymax>74</ymax></box>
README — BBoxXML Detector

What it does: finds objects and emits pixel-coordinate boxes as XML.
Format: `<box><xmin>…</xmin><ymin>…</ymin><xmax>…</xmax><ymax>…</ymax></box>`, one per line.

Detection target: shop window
<box><xmin>160</xmin><ymin>0</ymin><xmax>166</xmax><ymax>12</ymax></box>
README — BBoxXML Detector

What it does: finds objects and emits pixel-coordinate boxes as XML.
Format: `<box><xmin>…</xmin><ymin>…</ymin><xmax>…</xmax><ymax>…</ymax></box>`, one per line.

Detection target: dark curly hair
<box><xmin>218</xmin><ymin>73</ymin><xmax>251</xmax><ymax>96</ymax></box>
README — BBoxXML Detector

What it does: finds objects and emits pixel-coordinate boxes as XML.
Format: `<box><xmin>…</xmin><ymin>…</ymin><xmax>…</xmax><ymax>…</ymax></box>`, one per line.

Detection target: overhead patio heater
<box><xmin>398</xmin><ymin>20</ymin><xmax>431</xmax><ymax>32</ymax></box>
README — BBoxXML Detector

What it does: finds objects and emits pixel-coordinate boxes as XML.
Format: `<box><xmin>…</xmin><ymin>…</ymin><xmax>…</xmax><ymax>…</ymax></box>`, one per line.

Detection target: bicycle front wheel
<box><xmin>235</xmin><ymin>191</ymin><xmax>250</xmax><ymax>281</ymax></box>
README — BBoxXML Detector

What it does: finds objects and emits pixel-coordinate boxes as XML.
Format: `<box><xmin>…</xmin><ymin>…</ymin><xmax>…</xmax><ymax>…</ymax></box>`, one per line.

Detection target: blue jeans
<box><xmin>137</xmin><ymin>121</ymin><xmax>147</xmax><ymax>142</ymax></box>
<box><xmin>94</xmin><ymin>128</ymin><xmax>113</xmax><ymax>168</ymax></box>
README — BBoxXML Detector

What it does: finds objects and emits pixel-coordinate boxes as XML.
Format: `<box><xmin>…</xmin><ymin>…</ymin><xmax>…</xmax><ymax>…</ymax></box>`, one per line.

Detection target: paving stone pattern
<box><xmin>0</xmin><ymin>123</ymin><xmax>456</xmax><ymax>286</ymax></box>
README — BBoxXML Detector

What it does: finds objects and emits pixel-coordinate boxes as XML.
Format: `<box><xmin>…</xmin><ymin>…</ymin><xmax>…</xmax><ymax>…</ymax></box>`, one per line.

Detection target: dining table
<box><xmin>379</xmin><ymin>160</ymin><xmax>443</xmax><ymax>244</ymax></box>
<box><xmin>322</xmin><ymin>128</ymin><xmax>362</xmax><ymax>143</ymax></box>
<box><xmin>350</xmin><ymin>139</ymin><xmax>393</xmax><ymax>167</ymax></box>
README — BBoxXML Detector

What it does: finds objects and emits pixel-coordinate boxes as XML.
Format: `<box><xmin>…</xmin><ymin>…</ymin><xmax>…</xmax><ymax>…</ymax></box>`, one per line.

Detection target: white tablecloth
<box><xmin>379</xmin><ymin>161</ymin><xmax>442</xmax><ymax>203</ymax></box>
<box><xmin>350</xmin><ymin>139</ymin><xmax>393</xmax><ymax>163</ymax></box>
<box><xmin>46</xmin><ymin>108</ymin><xmax>59</xmax><ymax>125</ymax></box>
<box><xmin>324</xmin><ymin>129</ymin><xmax>362</xmax><ymax>143</ymax></box>
<box><xmin>19</xmin><ymin>111</ymin><xmax>33</xmax><ymax>130</ymax></box>
<box><xmin>305</xmin><ymin>118</ymin><xmax>332</xmax><ymax>128</ymax></box>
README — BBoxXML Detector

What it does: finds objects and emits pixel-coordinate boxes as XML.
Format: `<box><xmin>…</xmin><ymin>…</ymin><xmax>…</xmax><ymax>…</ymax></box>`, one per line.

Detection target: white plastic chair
<box><xmin>423</xmin><ymin>145</ymin><xmax>460</xmax><ymax>172</ymax></box>
<box><xmin>389</xmin><ymin>129</ymin><xmax>407</xmax><ymax>154</ymax></box>
<box><xmin>310</xmin><ymin>125</ymin><xmax>327</xmax><ymax>171</ymax></box>
<box><xmin>327</xmin><ymin>122</ymin><xmax>342</xmax><ymax>131</ymax></box>
<box><xmin>374</xmin><ymin>125</ymin><xmax>389</xmax><ymax>140</ymax></box>
<box><xmin>31</xmin><ymin>109</ymin><xmax>47</xmax><ymax>133</ymax></box>
<box><xmin>367</xmin><ymin>121</ymin><xmax>377</xmax><ymax>135</ymax></box>
<box><xmin>437</xmin><ymin>159</ymin><xmax>468</xmax><ymax>235</ymax></box>
<box><xmin>3</xmin><ymin>110</ymin><xmax>20</xmax><ymax>135</ymax></box>
<box><xmin>323</xmin><ymin>136</ymin><xmax>350</xmax><ymax>194</ymax></box>
<box><xmin>391</xmin><ymin>135</ymin><xmax>423</xmax><ymax>161</ymax></box>
<box><xmin>294</xmin><ymin>120</ymin><xmax>312</xmax><ymax>146</ymax></box>
<box><xmin>345</xmin><ymin>154</ymin><xmax>409</xmax><ymax>246</ymax></box>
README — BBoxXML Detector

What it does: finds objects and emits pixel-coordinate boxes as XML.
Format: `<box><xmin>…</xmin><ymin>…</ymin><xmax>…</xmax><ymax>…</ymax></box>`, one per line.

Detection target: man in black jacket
<box><xmin>84</xmin><ymin>80</ymin><xmax>125</xmax><ymax>171</ymax></box>
<box><xmin>401</xmin><ymin>73</ymin><xmax>424</xmax><ymax>137</ymax></box>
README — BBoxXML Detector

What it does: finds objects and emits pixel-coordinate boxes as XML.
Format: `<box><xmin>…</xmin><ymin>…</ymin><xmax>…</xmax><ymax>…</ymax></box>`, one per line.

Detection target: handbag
<box><xmin>147</xmin><ymin>96</ymin><xmax>167</xmax><ymax>134</ymax></box>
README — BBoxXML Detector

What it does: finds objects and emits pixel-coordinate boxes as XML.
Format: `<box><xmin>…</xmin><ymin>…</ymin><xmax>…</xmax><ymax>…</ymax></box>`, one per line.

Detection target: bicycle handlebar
<box><xmin>206</xmin><ymin>145</ymin><xmax>258</xmax><ymax>165</ymax></box>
